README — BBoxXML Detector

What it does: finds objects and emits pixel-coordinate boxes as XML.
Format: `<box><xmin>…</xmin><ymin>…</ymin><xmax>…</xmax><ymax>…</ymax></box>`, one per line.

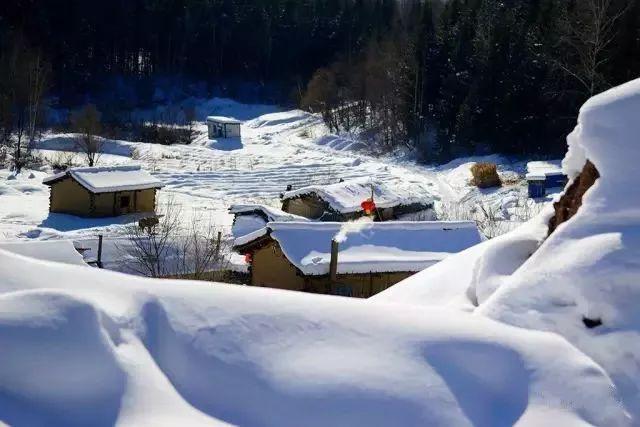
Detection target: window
<box><xmin>120</xmin><ymin>195</ymin><xmax>130</xmax><ymax>208</ymax></box>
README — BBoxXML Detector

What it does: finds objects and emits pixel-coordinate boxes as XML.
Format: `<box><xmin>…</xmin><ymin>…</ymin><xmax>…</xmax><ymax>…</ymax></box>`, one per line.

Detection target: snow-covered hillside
<box><xmin>377</xmin><ymin>78</ymin><xmax>640</xmax><ymax>420</ymax></box>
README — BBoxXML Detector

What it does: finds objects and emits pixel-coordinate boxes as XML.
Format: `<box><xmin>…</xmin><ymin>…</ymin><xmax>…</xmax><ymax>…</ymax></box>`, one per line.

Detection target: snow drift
<box><xmin>0</xmin><ymin>248</ymin><xmax>629</xmax><ymax>426</ymax></box>
<box><xmin>377</xmin><ymin>78</ymin><xmax>640</xmax><ymax>420</ymax></box>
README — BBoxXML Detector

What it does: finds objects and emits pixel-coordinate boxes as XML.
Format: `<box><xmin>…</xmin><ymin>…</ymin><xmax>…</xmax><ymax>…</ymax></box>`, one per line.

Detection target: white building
<box><xmin>206</xmin><ymin>116</ymin><xmax>241</xmax><ymax>139</ymax></box>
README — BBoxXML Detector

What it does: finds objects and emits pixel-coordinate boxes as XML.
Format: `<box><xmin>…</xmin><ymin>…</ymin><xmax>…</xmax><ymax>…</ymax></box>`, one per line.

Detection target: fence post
<box><xmin>97</xmin><ymin>234</ymin><xmax>103</xmax><ymax>269</ymax></box>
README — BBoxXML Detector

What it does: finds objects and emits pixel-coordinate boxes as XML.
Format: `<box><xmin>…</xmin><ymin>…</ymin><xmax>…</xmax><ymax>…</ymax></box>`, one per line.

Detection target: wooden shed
<box><xmin>526</xmin><ymin>160</ymin><xmax>568</xmax><ymax>199</ymax></box>
<box><xmin>43</xmin><ymin>165</ymin><xmax>163</xmax><ymax>217</ymax></box>
<box><xmin>281</xmin><ymin>178</ymin><xmax>434</xmax><ymax>221</ymax></box>
<box><xmin>206</xmin><ymin>116</ymin><xmax>242</xmax><ymax>139</ymax></box>
<box><xmin>233</xmin><ymin>221</ymin><xmax>483</xmax><ymax>298</ymax></box>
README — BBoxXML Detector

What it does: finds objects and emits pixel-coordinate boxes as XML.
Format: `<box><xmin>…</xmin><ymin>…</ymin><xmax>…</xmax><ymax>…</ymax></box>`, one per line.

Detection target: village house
<box><xmin>526</xmin><ymin>160</ymin><xmax>568</xmax><ymax>198</ymax></box>
<box><xmin>280</xmin><ymin>178</ymin><xmax>434</xmax><ymax>221</ymax></box>
<box><xmin>233</xmin><ymin>220</ymin><xmax>483</xmax><ymax>298</ymax></box>
<box><xmin>43</xmin><ymin>165</ymin><xmax>163</xmax><ymax>217</ymax></box>
<box><xmin>206</xmin><ymin>116</ymin><xmax>242</xmax><ymax>139</ymax></box>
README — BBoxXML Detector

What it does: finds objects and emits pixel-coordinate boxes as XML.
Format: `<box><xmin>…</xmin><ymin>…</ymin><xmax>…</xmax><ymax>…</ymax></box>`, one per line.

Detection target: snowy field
<box><xmin>0</xmin><ymin>98</ymin><xmax>540</xmax><ymax>269</ymax></box>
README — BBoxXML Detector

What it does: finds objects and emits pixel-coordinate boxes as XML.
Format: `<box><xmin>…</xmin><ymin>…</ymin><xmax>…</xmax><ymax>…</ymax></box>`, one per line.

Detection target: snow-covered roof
<box><xmin>43</xmin><ymin>165</ymin><xmax>163</xmax><ymax>193</ymax></box>
<box><xmin>0</xmin><ymin>240</ymin><xmax>86</xmax><ymax>266</ymax></box>
<box><xmin>282</xmin><ymin>178</ymin><xmax>432</xmax><ymax>214</ymax></box>
<box><xmin>230</xmin><ymin>204</ymin><xmax>310</xmax><ymax>238</ymax></box>
<box><xmin>206</xmin><ymin>116</ymin><xmax>242</xmax><ymax>124</ymax></box>
<box><xmin>235</xmin><ymin>220</ymin><xmax>483</xmax><ymax>275</ymax></box>
<box><xmin>525</xmin><ymin>160</ymin><xmax>565</xmax><ymax>180</ymax></box>
<box><xmin>229</xmin><ymin>204</ymin><xmax>307</xmax><ymax>222</ymax></box>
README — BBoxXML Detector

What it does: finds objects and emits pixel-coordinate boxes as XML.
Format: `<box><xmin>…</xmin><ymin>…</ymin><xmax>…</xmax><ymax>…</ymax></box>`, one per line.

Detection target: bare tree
<box><xmin>72</xmin><ymin>104</ymin><xmax>102</xmax><ymax>166</ymax></box>
<box><xmin>558</xmin><ymin>0</ymin><xmax>633</xmax><ymax>96</ymax></box>
<box><xmin>174</xmin><ymin>216</ymin><xmax>231</xmax><ymax>281</ymax></box>
<box><xmin>118</xmin><ymin>199</ymin><xmax>182</xmax><ymax>277</ymax></box>
<box><xmin>118</xmin><ymin>199</ymin><xmax>231</xmax><ymax>280</ymax></box>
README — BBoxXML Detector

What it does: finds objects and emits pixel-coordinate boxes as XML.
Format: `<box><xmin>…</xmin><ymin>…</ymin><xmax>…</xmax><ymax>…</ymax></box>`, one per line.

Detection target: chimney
<box><xmin>330</xmin><ymin>239</ymin><xmax>339</xmax><ymax>283</ymax></box>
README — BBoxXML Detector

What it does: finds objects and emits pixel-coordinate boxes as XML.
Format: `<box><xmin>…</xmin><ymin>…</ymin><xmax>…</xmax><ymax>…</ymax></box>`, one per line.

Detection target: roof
<box><xmin>525</xmin><ymin>160</ymin><xmax>565</xmax><ymax>180</ymax></box>
<box><xmin>206</xmin><ymin>116</ymin><xmax>242</xmax><ymax>124</ymax></box>
<box><xmin>43</xmin><ymin>165</ymin><xmax>163</xmax><ymax>193</ymax></box>
<box><xmin>235</xmin><ymin>220</ymin><xmax>483</xmax><ymax>275</ymax></box>
<box><xmin>282</xmin><ymin>178</ymin><xmax>433</xmax><ymax>214</ymax></box>
<box><xmin>0</xmin><ymin>240</ymin><xmax>86</xmax><ymax>266</ymax></box>
<box><xmin>230</xmin><ymin>204</ymin><xmax>308</xmax><ymax>222</ymax></box>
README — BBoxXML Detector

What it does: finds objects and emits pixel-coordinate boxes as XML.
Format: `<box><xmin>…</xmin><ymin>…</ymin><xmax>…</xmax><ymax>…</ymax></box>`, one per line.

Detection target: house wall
<box><xmin>251</xmin><ymin>241</ymin><xmax>306</xmax><ymax>291</ymax></box>
<box><xmin>225</xmin><ymin>123</ymin><xmax>241</xmax><ymax>137</ymax></box>
<box><xmin>49</xmin><ymin>177</ymin><xmax>91</xmax><ymax>215</ymax></box>
<box><xmin>282</xmin><ymin>195</ymin><xmax>331</xmax><ymax>220</ymax></box>
<box><xmin>307</xmin><ymin>271</ymin><xmax>414</xmax><ymax>298</ymax></box>
<box><xmin>249</xmin><ymin>240</ymin><xmax>415</xmax><ymax>298</ymax></box>
<box><xmin>137</xmin><ymin>189</ymin><xmax>156</xmax><ymax>212</ymax></box>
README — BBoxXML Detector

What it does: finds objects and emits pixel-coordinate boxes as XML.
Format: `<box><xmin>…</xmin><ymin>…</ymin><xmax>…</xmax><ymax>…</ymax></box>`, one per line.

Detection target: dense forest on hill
<box><xmin>1</xmin><ymin>0</ymin><xmax>639</xmax><ymax>160</ymax></box>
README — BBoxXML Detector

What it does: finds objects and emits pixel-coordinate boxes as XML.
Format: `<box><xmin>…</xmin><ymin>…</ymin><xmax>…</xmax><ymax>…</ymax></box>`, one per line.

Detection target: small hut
<box><xmin>43</xmin><ymin>165</ymin><xmax>163</xmax><ymax>217</ymax></box>
<box><xmin>281</xmin><ymin>178</ymin><xmax>433</xmax><ymax>221</ymax></box>
<box><xmin>526</xmin><ymin>160</ymin><xmax>567</xmax><ymax>198</ymax></box>
<box><xmin>233</xmin><ymin>221</ymin><xmax>482</xmax><ymax>298</ymax></box>
<box><xmin>206</xmin><ymin>116</ymin><xmax>242</xmax><ymax>139</ymax></box>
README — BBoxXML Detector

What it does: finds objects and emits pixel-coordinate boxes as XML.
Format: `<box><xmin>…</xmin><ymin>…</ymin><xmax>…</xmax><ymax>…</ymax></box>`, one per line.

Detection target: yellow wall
<box><xmin>49</xmin><ymin>178</ymin><xmax>157</xmax><ymax>217</ymax></box>
<box><xmin>49</xmin><ymin>177</ymin><xmax>91</xmax><ymax>216</ymax></box>
<box><xmin>251</xmin><ymin>242</ymin><xmax>306</xmax><ymax>291</ymax></box>
<box><xmin>249</xmin><ymin>240</ymin><xmax>414</xmax><ymax>298</ymax></box>
<box><xmin>282</xmin><ymin>196</ymin><xmax>327</xmax><ymax>219</ymax></box>
<box><xmin>136</xmin><ymin>189</ymin><xmax>156</xmax><ymax>212</ymax></box>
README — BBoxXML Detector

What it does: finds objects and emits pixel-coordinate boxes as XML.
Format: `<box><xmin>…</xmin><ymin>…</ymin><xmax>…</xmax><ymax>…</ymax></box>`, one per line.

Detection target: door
<box><xmin>119</xmin><ymin>194</ymin><xmax>132</xmax><ymax>214</ymax></box>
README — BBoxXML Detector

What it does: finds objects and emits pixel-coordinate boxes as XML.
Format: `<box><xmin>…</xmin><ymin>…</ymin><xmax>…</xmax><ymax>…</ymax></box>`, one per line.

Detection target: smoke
<box><xmin>333</xmin><ymin>217</ymin><xmax>373</xmax><ymax>243</ymax></box>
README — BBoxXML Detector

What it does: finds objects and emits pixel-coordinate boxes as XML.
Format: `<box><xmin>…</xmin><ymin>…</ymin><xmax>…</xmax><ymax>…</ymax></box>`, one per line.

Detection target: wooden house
<box><xmin>233</xmin><ymin>221</ymin><xmax>483</xmax><ymax>298</ymax></box>
<box><xmin>280</xmin><ymin>179</ymin><xmax>434</xmax><ymax>221</ymax></box>
<box><xmin>206</xmin><ymin>116</ymin><xmax>242</xmax><ymax>139</ymax></box>
<box><xmin>43</xmin><ymin>165</ymin><xmax>163</xmax><ymax>217</ymax></box>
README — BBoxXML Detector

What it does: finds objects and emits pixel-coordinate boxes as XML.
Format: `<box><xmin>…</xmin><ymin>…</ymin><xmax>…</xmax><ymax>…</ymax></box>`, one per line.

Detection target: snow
<box><xmin>0</xmin><ymin>239</ymin><xmax>86</xmax><ymax>266</ymax></box>
<box><xmin>376</xmin><ymin>78</ymin><xmax>640</xmax><ymax>420</ymax></box>
<box><xmin>206</xmin><ymin>116</ymin><xmax>242</xmax><ymax>124</ymax></box>
<box><xmin>230</xmin><ymin>204</ymin><xmax>308</xmax><ymax>237</ymax></box>
<box><xmin>525</xmin><ymin>160</ymin><xmax>564</xmax><ymax>180</ymax></box>
<box><xmin>237</xmin><ymin>221</ymin><xmax>484</xmax><ymax>275</ymax></box>
<box><xmin>43</xmin><ymin>165</ymin><xmax>163</xmax><ymax>193</ymax></box>
<box><xmin>479</xmin><ymin>77</ymin><xmax>640</xmax><ymax>419</ymax></box>
<box><xmin>0</xmin><ymin>247</ymin><xmax>630</xmax><ymax>426</ymax></box>
<box><xmin>282</xmin><ymin>178</ymin><xmax>433</xmax><ymax>214</ymax></box>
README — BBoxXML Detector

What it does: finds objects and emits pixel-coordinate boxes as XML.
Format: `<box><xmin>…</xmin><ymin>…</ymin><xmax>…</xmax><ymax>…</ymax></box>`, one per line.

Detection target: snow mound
<box><xmin>479</xmin><ymin>77</ymin><xmax>640</xmax><ymax>419</ymax></box>
<box><xmin>0</xmin><ymin>240</ymin><xmax>86</xmax><ymax>266</ymax></box>
<box><xmin>0</xmin><ymin>248</ymin><xmax>629</xmax><ymax>426</ymax></box>
<box><xmin>377</xmin><ymin>78</ymin><xmax>640</xmax><ymax>420</ymax></box>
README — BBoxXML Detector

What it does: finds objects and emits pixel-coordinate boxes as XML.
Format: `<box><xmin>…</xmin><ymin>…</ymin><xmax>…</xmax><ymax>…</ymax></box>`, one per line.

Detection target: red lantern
<box><xmin>244</xmin><ymin>253</ymin><xmax>253</xmax><ymax>264</ymax></box>
<box><xmin>361</xmin><ymin>199</ymin><xmax>376</xmax><ymax>215</ymax></box>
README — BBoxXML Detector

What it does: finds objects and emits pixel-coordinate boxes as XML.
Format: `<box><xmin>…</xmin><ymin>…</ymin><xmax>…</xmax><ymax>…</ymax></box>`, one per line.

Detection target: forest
<box><xmin>1</xmin><ymin>0</ymin><xmax>639</xmax><ymax>161</ymax></box>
